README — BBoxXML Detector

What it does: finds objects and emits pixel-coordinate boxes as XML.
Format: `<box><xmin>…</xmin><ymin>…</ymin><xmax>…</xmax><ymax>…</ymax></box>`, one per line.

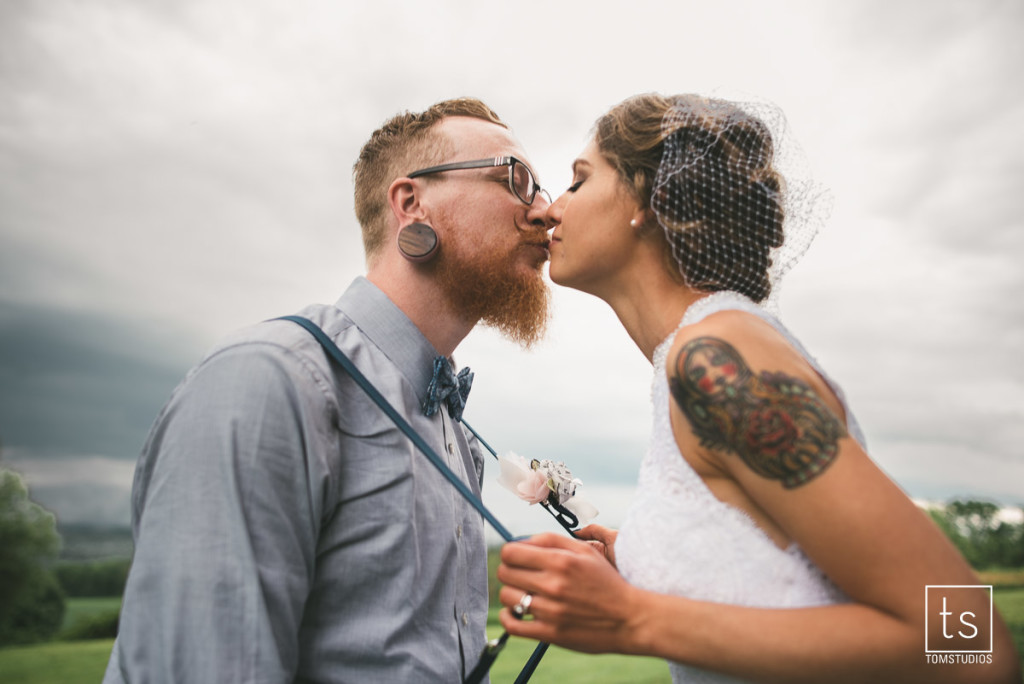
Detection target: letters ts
<box><xmin>939</xmin><ymin>597</ymin><xmax>978</xmax><ymax>639</ymax></box>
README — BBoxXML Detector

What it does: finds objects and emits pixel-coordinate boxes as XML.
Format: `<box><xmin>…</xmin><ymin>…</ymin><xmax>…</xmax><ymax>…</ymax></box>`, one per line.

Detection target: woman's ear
<box><xmin>630</xmin><ymin>208</ymin><xmax>654</xmax><ymax>232</ymax></box>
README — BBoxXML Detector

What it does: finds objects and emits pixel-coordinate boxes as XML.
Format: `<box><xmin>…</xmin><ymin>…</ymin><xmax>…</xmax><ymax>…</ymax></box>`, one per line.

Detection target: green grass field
<box><xmin>995</xmin><ymin>586</ymin><xmax>1024</xmax><ymax>661</ymax></box>
<box><xmin>2</xmin><ymin>590</ymin><xmax>1021</xmax><ymax>683</ymax></box>
<box><xmin>486</xmin><ymin>636</ymin><xmax>670</xmax><ymax>682</ymax></box>
<box><xmin>0</xmin><ymin>638</ymin><xmax>114</xmax><ymax>684</ymax></box>
<box><xmin>58</xmin><ymin>597</ymin><xmax>121</xmax><ymax>637</ymax></box>
<box><xmin>0</xmin><ymin>635</ymin><xmax>670</xmax><ymax>684</ymax></box>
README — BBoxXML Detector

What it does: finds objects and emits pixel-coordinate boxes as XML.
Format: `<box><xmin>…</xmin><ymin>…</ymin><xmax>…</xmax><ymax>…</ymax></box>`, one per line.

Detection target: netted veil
<box><xmin>650</xmin><ymin>95</ymin><xmax>831</xmax><ymax>311</ymax></box>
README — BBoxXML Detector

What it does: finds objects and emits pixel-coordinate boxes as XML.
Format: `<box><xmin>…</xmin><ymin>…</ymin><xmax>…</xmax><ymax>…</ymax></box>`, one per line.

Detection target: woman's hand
<box><xmin>575</xmin><ymin>524</ymin><xmax>619</xmax><ymax>568</ymax></box>
<box><xmin>496</xmin><ymin>532</ymin><xmax>646</xmax><ymax>654</ymax></box>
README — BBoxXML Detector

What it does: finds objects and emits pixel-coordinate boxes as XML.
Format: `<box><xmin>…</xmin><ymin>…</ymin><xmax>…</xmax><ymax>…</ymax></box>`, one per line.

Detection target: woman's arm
<box><xmin>498</xmin><ymin>535</ymin><xmax>1003</xmax><ymax>684</ymax></box>
<box><xmin>499</xmin><ymin>475</ymin><xmax>1019</xmax><ymax>683</ymax></box>
<box><xmin>498</xmin><ymin>320</ymin><xmax>1020</xmax><ymax>683</ymax></box>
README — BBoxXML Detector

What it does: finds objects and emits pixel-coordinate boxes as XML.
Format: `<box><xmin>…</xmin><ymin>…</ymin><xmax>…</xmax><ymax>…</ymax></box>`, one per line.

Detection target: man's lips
<box><xmin>523</xmin><ymin>239</ymin><xmax>551</xmax><ymax>259</ymax></box>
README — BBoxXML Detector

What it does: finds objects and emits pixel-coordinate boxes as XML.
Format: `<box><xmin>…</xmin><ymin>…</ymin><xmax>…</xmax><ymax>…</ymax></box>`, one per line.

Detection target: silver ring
<box><xmin>511</xmin><ymin>592</ymin><xmax>533</xmax><ymax>619</ymax></box>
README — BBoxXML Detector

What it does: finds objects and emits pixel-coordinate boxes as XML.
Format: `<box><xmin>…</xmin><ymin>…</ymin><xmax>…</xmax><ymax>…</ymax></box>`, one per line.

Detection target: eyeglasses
<box><xmin>407</xmin><ymin>156</ymin><xmax>551</xmax><ymax>206</ymax></box>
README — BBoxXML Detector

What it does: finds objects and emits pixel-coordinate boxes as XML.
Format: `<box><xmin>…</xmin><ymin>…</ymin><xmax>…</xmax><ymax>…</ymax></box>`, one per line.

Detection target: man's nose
<box><xmin>525</xmin><ymin>196</ymin><xmax>556</xmax><ymax>231</ymax></box>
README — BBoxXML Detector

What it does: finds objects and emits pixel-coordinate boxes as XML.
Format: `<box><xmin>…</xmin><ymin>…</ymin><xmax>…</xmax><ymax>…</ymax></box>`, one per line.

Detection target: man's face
<box><xmin>422</xmin><ymin>117</ymin><xmax>552</xmax><ymax>347</ymax></box>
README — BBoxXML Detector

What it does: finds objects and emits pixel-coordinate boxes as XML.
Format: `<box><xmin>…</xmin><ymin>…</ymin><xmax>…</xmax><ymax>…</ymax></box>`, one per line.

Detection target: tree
<box><xmin>0</xmin><ymin>468</ymin><xmax>66</xmax><ymax>645</ymax></box>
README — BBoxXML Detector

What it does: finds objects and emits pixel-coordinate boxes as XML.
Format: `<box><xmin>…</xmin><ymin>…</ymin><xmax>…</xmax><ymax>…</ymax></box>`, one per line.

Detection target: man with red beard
<box><xmin>105</xmin><ymin>99</ymin><xmax>552</xmax><ymax>684</ymax></box>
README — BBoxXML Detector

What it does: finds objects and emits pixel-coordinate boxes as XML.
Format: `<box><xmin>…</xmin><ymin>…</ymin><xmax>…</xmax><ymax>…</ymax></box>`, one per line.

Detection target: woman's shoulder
<box><xmin>666</xmin><ymin>305</ymin><xmax>849</xmax><ymax>432</ymax></box>
<box><xmin>668</xmin><ymin>308</ymin><xmax>801</xmax><ymax>376</ymax></box>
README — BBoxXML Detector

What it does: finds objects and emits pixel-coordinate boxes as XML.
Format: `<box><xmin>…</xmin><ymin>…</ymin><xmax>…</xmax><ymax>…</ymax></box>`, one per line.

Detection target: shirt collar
<box><xmin>335</xmin><ymin>276</ymin><xmax>441</xmax><ymax>408</ymax></box>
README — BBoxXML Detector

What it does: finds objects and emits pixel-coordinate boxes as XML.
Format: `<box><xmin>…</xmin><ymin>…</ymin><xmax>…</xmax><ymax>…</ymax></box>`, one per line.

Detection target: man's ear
<box><xmin>387</xmin><ymin>176</ymin><xmax>426</xmax><ymax>227</ymax></box>
<box><xmin>388</xmin><ymin>176</ymin><xmax>439</xmax><ymax>262</ymax></box>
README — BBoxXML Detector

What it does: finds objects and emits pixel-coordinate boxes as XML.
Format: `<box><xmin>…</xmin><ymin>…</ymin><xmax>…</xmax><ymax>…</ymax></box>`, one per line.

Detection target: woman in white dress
<box><xmin>496</xmin><ymin>94</ymin><xmax>1019</xmax><ymax>683</ymax></box>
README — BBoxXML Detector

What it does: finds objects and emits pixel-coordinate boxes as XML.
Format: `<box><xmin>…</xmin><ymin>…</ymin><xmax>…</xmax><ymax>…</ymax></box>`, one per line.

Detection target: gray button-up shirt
<box><xmin>104</xmin><ymin>277</ymin><xmax>490</xmax><ymax>683</ymax></box>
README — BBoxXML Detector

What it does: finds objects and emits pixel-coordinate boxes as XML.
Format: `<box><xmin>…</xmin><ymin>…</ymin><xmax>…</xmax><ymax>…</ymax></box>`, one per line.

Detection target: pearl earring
<box><xmin>630</xmin><ymin>219</ymin><xmax>638</xmax><ymax>228</ymax></box>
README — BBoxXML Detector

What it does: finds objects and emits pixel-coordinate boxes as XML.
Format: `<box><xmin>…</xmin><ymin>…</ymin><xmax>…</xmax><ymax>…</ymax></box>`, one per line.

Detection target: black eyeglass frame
<box><xmin>407</xmin><ymin>156</ymin><xmax>551</xmax><ymax>206</ymax></box>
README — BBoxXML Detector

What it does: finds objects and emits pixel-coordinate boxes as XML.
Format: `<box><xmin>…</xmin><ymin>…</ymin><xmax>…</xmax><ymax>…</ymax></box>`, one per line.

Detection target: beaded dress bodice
<box><xmin>615</xmin><ymin>292</ymin><xmax>864</xmax><ymax>684</ymax></box>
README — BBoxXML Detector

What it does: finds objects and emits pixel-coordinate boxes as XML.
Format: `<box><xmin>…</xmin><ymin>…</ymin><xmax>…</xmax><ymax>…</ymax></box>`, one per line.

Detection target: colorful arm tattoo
<box><xmin>669</xmin><ymin>336</ymin><xmax>847</xmax><ymax>488</ymax></box>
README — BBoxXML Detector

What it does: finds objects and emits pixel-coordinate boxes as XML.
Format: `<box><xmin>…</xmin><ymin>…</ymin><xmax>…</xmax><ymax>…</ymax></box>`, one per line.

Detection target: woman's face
<box><xmin>546</xmin><ymin>139</ymin><xmax>641</xmax><ymax>294</ymax></box>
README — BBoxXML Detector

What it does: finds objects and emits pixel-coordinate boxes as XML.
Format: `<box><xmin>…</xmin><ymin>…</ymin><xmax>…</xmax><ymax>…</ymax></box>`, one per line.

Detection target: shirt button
<box><xmin>461</xmin><ymin>612</ymin><xmax>469</xmax><ymax>626</ymax></box>
<box><xmin>456</xmin><ymin>525</ymin><xmax>463</xmax><ymax>539</ymax></box>
<box><xmin>447</xmin><ymin>442</ymin><xmax>454</xmax><ymax>455</ymax></box>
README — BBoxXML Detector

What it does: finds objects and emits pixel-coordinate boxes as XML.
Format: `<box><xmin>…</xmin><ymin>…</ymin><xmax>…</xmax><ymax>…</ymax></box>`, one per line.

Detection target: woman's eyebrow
<box><xmin>571</xmin><ymin>158</ymin><xmax>592</xmax><ymax>175</ymax></box>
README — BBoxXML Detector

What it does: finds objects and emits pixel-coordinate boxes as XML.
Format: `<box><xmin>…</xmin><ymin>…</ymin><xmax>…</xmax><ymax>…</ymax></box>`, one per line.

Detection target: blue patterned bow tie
<box><xmin>423</xmin><ymin>356</ymin><xmax>473</xmax><ymax>421</ymax></box>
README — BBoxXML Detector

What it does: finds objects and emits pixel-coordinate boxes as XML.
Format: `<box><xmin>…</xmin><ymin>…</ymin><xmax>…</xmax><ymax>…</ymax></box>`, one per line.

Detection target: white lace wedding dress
<box><xmin>615</xmin><ymin>292</ymin><xmax>866</xmax><ymax>683</ymax></box>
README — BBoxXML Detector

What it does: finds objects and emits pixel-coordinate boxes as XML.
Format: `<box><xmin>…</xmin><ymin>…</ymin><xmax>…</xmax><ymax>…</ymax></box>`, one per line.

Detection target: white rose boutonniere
<box><xmin>496</xmin><ymin>452</ymin><xmax>598</xmax><ymax>528</ymax></box>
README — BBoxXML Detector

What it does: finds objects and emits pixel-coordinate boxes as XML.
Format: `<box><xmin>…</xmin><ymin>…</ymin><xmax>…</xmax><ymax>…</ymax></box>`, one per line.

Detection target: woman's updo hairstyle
<box><xmin>595</xmin><ymin>93</ymin><xmax>827</xmax><ymax>306</ymax></box>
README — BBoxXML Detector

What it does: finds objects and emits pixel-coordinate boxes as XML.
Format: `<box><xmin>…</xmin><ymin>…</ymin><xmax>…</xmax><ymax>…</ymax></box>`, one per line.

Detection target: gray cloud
<box><xmin>0</xmin><ymin>301</ymin><xmax>200</xmax><ymax>458</ymax></box>
<box><xmin>2</xmin><ymin>456</ymin><xmax>137</xmax><ymax>527</ymax></box>
<box><xmin>1</xmin><ymin>0</ymin><xmax>1022</xmax><ymax>529</ymax></box>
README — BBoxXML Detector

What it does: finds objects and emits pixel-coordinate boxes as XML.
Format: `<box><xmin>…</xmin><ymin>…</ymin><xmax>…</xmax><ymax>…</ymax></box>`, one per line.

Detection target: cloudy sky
<box><xmin>1</xmin><ymin>0</ymin><xmax>1022</xmax><ymax>538</ymax></box>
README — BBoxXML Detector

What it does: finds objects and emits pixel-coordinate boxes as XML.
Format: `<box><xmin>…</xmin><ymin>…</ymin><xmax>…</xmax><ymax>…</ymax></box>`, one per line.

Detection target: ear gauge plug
<box><xmin>397</xmin><ymin>222</ymin><xmax>439</xmax><ymax>262</ymax></box>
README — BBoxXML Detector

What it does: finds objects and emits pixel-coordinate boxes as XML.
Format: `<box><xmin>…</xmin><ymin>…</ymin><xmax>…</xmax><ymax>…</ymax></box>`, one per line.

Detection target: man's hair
<box><xmin>353</xmin><ymin>98</ymin><xmax>507</xmax><ymax>264</ymax></box>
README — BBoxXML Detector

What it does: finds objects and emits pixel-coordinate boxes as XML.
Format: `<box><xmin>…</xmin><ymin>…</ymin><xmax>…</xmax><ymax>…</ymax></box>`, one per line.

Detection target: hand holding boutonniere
<box><xmin>496</xmin><ymin>452</ymin><xmax>598</xmax><ymax>530</ymax></box>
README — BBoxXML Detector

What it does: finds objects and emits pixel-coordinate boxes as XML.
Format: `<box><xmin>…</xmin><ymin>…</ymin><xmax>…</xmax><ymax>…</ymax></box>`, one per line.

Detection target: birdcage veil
<box><xmin>650</xmin><ymin>95</ymin><xmax>831</xmax><ymax>311</ymax></box>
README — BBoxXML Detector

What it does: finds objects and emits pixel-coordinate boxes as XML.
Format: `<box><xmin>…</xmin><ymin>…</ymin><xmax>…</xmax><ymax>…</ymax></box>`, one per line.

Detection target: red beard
<box><xmin>429</xmin><ymin>237</ymin><xmax>550</xmax><ymax>348</ymax></box>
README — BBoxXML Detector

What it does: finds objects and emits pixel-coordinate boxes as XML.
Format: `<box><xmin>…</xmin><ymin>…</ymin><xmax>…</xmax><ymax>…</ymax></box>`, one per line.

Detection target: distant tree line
<box><xmin>928</xmin><ymin>499</ymin><xmax>1024</xmax><ymax>570</ymax></box>
<box><xmin>55</xmin><ymin>559</ymin><xmax>130</xmax><ymax>598</ymax></box>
